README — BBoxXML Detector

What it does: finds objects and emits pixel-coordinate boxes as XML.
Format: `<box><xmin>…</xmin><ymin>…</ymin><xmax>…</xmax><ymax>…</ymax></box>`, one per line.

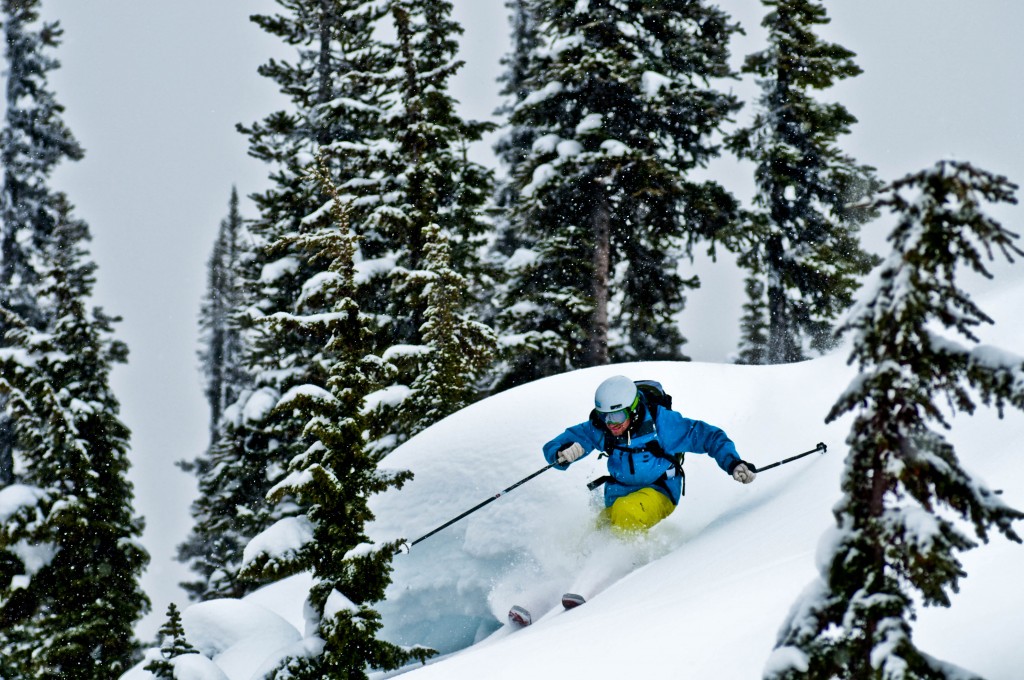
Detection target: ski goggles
<box><xmin>599</xmin><ymin>395</ymin><xmax>639</xmax><ymax>426</ymax></box>
<box><xmin>600</xmin><ymin>408</ymin><xmax>632</xmax><ymax>426</ymax></box>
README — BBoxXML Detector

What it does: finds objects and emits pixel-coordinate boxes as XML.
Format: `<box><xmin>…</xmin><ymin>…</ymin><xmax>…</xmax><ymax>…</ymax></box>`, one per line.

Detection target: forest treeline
<box><xmin>0</xmin><ymin>1</ymin><xmax>1022</xmax><ymax>679</ymax></box>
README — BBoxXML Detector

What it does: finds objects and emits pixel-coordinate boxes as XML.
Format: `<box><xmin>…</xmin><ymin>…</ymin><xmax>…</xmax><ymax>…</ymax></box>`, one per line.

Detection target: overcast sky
<box><xmin>37</xmin><ymin>0</ymin><xmax>1024</xmax><ymax>637</ymax></box>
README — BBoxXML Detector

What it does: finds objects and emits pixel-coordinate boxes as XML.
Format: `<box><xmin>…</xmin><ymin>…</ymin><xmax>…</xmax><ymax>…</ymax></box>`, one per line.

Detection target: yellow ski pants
<box><xmin>598</xmin><ymin>487</ymin><xmax>675</xmax><ymax>534</ymax></box>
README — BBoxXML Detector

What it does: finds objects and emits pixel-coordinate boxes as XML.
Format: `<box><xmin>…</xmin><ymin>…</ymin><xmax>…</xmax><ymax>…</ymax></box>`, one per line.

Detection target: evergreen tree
<box><xmin>181</xmin><ymin>0</ymin><xmax>393</xmax><ymax>600</ymax></box>
<box><xmin>491</xmin><ymin>0</ymin><xmax>542</xmax><ymax>256</ymax></box>
<box><xmin>404</xmin><ymin>223</ymin><xmax>497</xmax><ymax>434</ymax></box>
<box><xmin>728</xmin><ymin>0</ymin><xmax>879</xmax><ymax>364</ymax></box>
<box><xmin>241</xmin><ymin>168</ymin><xmax>433</xmax><ymax>677</ymax></box>
<box><xmin>0</xmin><ymin>0</ymin><xmax>84</xmax><ymax>485</ymax></box>
<box><xmin>183</xmin><ymin>0</ymin><xmax>494</xmax><ymax>602</ymax></box>
<box><xmin>0</xmin><ymin>203</ymin><xmax>149</xmax><ymax>678</ymax></box>
<box><xmin>326</xmin><ymin>0</ymin><xmax>495</xmax><ymax>450</ymax></box>
<box><xmin>198</xmin><ymin>187</ymin><xmax>248</xmax><ymax>442</ymax></box>
<box><xmin>177</xmin><ymin>189</ymin><xmax>263</xmax><ymax>601</ymax></box>
<box><xmin>768</xmin><ymin>161</ymin><xmax>1024</xmax><ymax>679</ymax></box>
<box><xmin>144</xmin><ymin>603</ymin><xmax>198</xmax><ymax>679</ymax></box>
<box><xmin>176</xmin><ymin>403</ymin><xmax>277</xmax><ymax>601</ymax></box>
<box><xmin>495</xmin><ymin>0</ymin><xmax>743</xmax><ymax>389</ymax></box>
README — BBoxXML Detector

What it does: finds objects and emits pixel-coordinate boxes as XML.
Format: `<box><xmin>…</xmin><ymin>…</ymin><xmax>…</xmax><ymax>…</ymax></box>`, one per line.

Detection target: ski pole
<box><xmin>752</xmin><ymin>442</ymin><xmax>827</xmax><ymax>473</ymax></box>
<box><xmin>402</xmin><ymin>462</ymin><xmax>557</xmax><ymax>550</ymax></box>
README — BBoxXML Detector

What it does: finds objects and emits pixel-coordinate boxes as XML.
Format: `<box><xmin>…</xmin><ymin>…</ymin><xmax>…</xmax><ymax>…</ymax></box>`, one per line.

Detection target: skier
<box><xmin>544</xmin><ymin>375</ymin><xmax>756</xmax><ymax>534</ymax></box>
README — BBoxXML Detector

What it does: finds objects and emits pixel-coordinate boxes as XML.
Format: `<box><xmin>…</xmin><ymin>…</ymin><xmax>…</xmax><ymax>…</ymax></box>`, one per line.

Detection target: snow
<box><xmin>641</xmin><ymin>70</ymin><xmax>673</xmax><ymax>96</ymax></box>
<box><xmin>170</xmin><ymin>655</ymin><xmax>231</xmax><ymax>680</ymax></box>
<box><xmin>599</xmin><ymin>139</ymin><xmax>630</xmax><ymax>157</ymax></box>
<box><xmin>276</xmin><ymin>384</ymin><xmax>336</xmax><ymax>410</ymax></box>
<box><xmin>555</xmin><ymin>139</ymin><xmax>582</xmax><ymax>158</ymax></box>
<box><xmin>242</xmin><ymin>388</ymin><xmax>278</xmax><ymax>425</ymax></box>
<box><xmin>519</xmin><ymin>81</ymin><xmax>562</xmax><ymax>108</ymax></box>
<box><xmin>521</xmin><ymin>162</ymin><xmax>557</xmax><ymax>198</ymax></box>
<box><xmin>530</xmin><ymin>133</ymin><xmax>561</xmax><ymax>154</ymax></box>
<box><xmin>121</xmin><ymin>275</ymin><xmax>1024</xmax><ymax>679</ymax></box>
<box><xmin>575</xmin><ymin>113</ymin><xmax>603</xmax><ymax>135</ymax></box>
<box><xmin>189</xmin><ymin>599</ymin><xmax>302</xmax><ymax>674</ymax></box>
<box><xmin>0</xmin><ymin>483</ymin><xmax>45</xmax><ymax>522</ymax></box>
<box><xmin>381</xmin><ymin>344</ymin><xmax>431</xmax><ymax>362</ymax></box>
<box><xmin>241</xmin><ymin>516</ymin><xmax>314</xmax><ymax>570</ymax></box>
<box><xmin>355</xmin><ymin>255</ymin><xmax>398</xmax><ymax>285</ymax></box>
<box><xmin>364</xmin><ymin>384</ymin><xmax>412</xmax><ymax>411</ymax></box>
<box><xmin>297</xmin><ymin>270</ymin><xmax>341</xmax><ymax>306</ymax></box>
<box><xmin>8</xmin><ymin>539</ymin><xmax>59</xmax><ymax>579</ymax></box>
<box><xmin>323</xmin><ymin>588</ymin><xmax>357</xmax><ymax>620</ymax></box>
<box><xmin>122</xmin><ymin>652</ymin><xmax>234</xmax><ymax>680</ymax></box>
<box><xmin>504</xmin><ymin>248</ymin><xmax>538</xmax><ymax>271</ymax></box>
<box><xmin>258</xmin><ymin>256</ymin><xmax>300</xmax><ymax>284</ymax></box>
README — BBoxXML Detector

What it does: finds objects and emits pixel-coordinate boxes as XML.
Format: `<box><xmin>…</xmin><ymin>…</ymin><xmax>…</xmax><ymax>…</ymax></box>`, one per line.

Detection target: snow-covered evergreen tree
<box><xmin>768</xmin><ymin>161</ymin><xmax>1024</xmax><ymax>680</ymax></box>
<box><xmin>0</xmin><ymin>0</ymin><xmax>84</xmax><ymax>485</ymax></box>
<box><xmin>177</xmin><ymin>189</ymin><xmax>263</xmax><ymax>601</ymax></box>
<box><xmin>403</xmin><ymin>223</ymin><xmax>497</xmax><ymax>435</ymax></box>
<box><xmin>182</xmin><ymin>0</ymin><xmax>393</xmax><ymax>600</ymax></box>
<box><xmin>494</xmin><ymin>0</ymin><xmax>743</xmax><ymax>389</ymax></box>
<box><xmin>144</xmin><ymin>603</ymin><xmax>198</xmax><ymax>679</ymax></box>
<box><xmin>241</xmin><ymin>168</ymin><xmax>432</xmax><ymax>677</ymax></box>
<box><xmin>491</xmin><ymin>0</ymin><xmax>542</xmax><ymax>257</ymax></box>
<box><xmin>198</xmin><ymin>187</ymin><xmax>248</xmax><ymax>442</ymax></box>
<box><xmin>728</xmin><ymin>0</ymin><xmax>878</xmax><ymax>365</ymax></box>
<box><xmin>0</xmin><ymin>202</ymin><xmax>149</xmax><ymax>678</ymax></box>
<box><xmin>176</xmin><ymin>402</ymin><xmax>279</xmax><ymax>601</ymax></box>
<box><xmin>324</xmin><ymin>0</ymin><xmax>495</xmax><ymax>451</ymax></box>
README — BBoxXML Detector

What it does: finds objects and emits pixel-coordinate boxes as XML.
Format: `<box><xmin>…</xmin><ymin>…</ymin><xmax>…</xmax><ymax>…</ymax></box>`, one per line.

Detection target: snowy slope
<box><xmin>121</xmin><ymin>275</ymin><xmax>1024</xmax><ymax>680</ymax></box>
<box><xmin>368</xmin><ymin>356</ymin><xmax>1024</xmax><ymax>680</ymax></box>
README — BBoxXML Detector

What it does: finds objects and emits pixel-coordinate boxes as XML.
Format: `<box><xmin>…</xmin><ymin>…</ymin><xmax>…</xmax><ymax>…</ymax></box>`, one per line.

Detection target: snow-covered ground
<box><xmin>121</xmin><ymin>276</ymin><xmax>1024</xmax><ymax>680</ymax></box>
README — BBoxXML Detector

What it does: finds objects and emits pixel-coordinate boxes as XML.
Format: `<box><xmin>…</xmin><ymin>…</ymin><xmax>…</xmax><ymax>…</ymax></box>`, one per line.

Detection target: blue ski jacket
<box><xmin>542</xmin><ymin>399</ymin><xmax>740</xmax><ymax>507</ymax></box>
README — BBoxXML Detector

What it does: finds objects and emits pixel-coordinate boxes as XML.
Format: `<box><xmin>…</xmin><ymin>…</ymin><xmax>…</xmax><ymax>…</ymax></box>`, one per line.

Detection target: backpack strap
<box><xmin>591</xmin><ymin>405</ymin><xmax>686</xmax><ymax>493</ymax></box>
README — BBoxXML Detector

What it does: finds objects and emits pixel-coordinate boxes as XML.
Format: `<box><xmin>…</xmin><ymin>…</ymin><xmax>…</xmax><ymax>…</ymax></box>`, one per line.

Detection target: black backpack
<box><xmin>634</xmin><ymin>379</ymin><xmax>672</xmax><ymax>414</ymax></box>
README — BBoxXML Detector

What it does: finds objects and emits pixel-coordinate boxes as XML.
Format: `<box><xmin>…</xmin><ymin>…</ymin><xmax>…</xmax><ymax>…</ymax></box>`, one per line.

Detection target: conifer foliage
<box><xmin>728</xmin><ymin>0</ymin><xmax>878</xmax><ymax>365</ymax></box>
<box><xmin>241</xmin><ymin>167</ymin><xmax>432</xmax><ymax>678</ymax></box>
<box><xmin>0</xmin><ymin>0</ymin><xmax>83</xmax><ymax>326</ymax></box>
<box><xmin>0</xmin><ymin>3</ymin><xmax>148</xmax><ymax>676</ymax></box>
<box><xmin>179</xmin><ymin>0</ymin><xmax>392</xmax><ymax>602</ymax></box>
<box><xmin>491</xmin><ymin>0</ymin><xmax>541</xmax><ymax>257</ymax></box>
<box><xmin>768</xmin><ymin>161</ymin><xmax>1024</xmax><ymax>679</ymax></box>
<box><xmin>0</xmin><ymin>0</ymin><xmax>85</xmax><ymax>485</ymax></box>
<box><xmin>495</xmin><ymin>0</ymin><xmax>743</xmax><ymax>388</ymax></box>
<box><xmin>0</xmin><ymin>207</ymin><xmax>149</xmax><ymax>678</ymax></box>
<box><xmin>404</xmin><ymin>222</ymin><xmax>496</xmax><ymax>435</ymax></box>
<box><xmin>328</xmin><ymin>0</ymin><xmax>495</xmax><ymax>450</ymax></box>
<box><xmin>177</xmin><ymin>189</ymin><xmax>260</xmax><ymax>601</ymax></box>
<box><xmin>144</xmin><ymin>603</ymin><xmax>199</xmax><ymax>679</ymax></box>
<box><xmin>198</xmin><ymin>187</ymin><xmax>248</xmax><ymax>443</ymax></box>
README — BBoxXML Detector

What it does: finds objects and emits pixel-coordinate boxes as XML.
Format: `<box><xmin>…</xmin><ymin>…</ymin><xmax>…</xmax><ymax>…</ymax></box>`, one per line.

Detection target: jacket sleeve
<box><xmin>543</xmin><ymin>420</ymin><xmax>604</xmax><ymax>470</ymax></box>
<box><xmin>657</xmin><ymin>409</ymin><xmax>740</xmax><ymax>474</ymax></box>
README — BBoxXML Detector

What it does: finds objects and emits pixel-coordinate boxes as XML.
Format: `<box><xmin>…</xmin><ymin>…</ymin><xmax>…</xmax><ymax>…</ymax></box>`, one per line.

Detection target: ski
<box><xmin>508</xmin><ymin>605</ymin><xmax>532</xmax><ymax>627</ymax></box>
<box><xmin>508</xmin><ymin>593</ymin><xmax>587</xmax><ymax>627</ymax></box>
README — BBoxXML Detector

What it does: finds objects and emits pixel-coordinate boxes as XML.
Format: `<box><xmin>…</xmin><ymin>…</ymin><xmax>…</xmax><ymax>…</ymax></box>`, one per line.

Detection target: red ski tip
<box><xmin>561</xmin><ymin>593</ymin><xmax>586</xmax><ymax>609</ymax></box>
<box><xmin>508</xmin><ymin>605</ymin><xmax>532</xmax><ymax>626</ymax></box>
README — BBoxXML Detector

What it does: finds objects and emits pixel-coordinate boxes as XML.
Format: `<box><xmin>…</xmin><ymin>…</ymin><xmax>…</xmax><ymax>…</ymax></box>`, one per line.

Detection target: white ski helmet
<box><xmin>594</xmin><ymin>375</ymin><xmax>639</xmax><ymax>413</ymax></box>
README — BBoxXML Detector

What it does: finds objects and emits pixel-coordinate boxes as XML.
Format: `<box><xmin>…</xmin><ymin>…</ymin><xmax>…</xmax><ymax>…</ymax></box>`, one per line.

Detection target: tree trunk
<box><xmin>766</xmin><ymin>234</ymin><xmax>791</xmax><ymax>364</ymax></box>
<box><xmin>588</xmin><ymin>181</ymin><xmax>610</xmax><ymax>366</ymax></box>
<box><xmin>0</xmin><ymin>415</ymin><xmax>13</xmax><ymax>485</ymax></box>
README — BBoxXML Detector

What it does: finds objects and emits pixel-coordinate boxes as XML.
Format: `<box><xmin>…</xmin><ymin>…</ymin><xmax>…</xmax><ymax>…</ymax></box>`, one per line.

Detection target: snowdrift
<box><xmin>122</xmin><ymin>302</ymin><xmax>1024</xmax><ymax>679</ymax></box>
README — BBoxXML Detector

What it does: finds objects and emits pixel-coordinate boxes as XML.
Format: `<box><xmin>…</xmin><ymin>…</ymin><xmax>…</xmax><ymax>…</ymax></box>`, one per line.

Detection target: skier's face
<box><xmin>607</xmin><ymin>418</ymin><xmax>630</xmax><ymax>436</ymax></box>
